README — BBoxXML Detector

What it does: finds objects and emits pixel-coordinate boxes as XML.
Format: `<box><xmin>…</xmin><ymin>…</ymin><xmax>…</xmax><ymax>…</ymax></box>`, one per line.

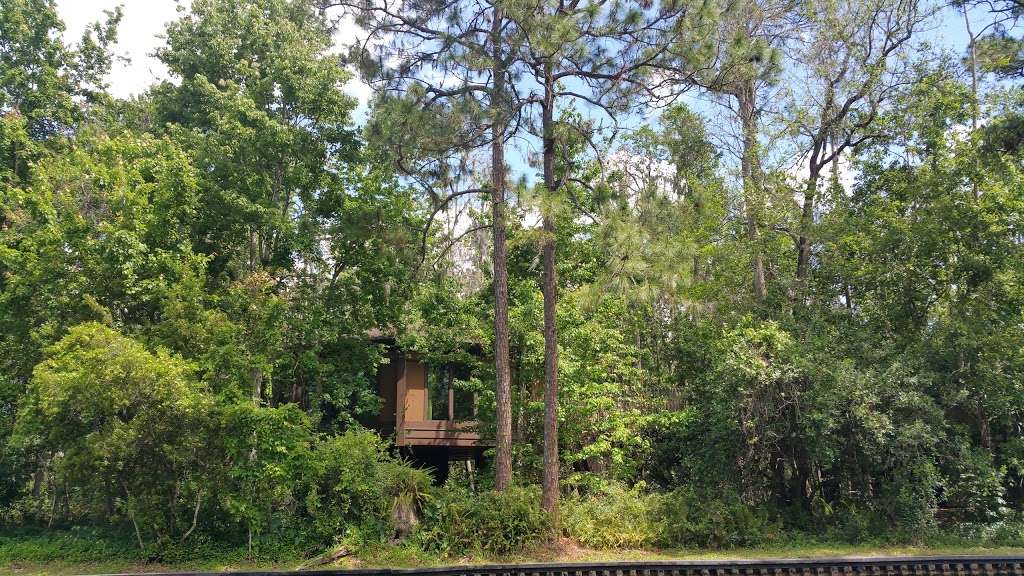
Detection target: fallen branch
<box><xmin>296</xmin><ymin>546</ymin><xmax>351</xmax><ymax>570</ymax></box>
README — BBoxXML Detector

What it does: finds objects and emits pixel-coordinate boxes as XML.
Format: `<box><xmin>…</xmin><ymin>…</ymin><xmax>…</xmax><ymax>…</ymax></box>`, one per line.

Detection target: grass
<box><xmin>5</xmin><ymin>537</ymin><xmax>1024</xmax><ymax>576</ymax></box>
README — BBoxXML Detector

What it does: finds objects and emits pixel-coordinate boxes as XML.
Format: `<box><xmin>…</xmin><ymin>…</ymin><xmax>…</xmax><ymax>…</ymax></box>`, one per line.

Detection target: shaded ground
<box><xmin>7</xmin><ymin>542</ymin><xmax>1024</xmax><ymax>576</ymax></box>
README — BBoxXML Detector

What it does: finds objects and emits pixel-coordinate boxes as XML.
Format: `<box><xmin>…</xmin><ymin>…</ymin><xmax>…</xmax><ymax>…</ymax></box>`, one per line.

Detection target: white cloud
<box><xmin>56</xmin><ymin>0</ymin><xmax>185</xmax><ymax>98</ymax></box>
<box><xmin>56</xmin><ymin>0</ymin><xmax>372</xmax><ymax>116</ymax></box>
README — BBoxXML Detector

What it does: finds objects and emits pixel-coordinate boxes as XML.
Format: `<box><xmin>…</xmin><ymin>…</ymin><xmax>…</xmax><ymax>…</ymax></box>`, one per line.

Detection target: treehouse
<box><xmin>371</xmin><ymin>337</ymin><xmax>489</xmax><ymax>481</ymax></box>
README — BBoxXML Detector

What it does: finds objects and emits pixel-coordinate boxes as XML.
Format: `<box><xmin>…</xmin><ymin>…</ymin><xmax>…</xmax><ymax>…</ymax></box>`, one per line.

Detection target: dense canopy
<box><xmin>0</xmin><ymin>0</ymin><xmax>1022</xmax><ymax>565</ymax></box>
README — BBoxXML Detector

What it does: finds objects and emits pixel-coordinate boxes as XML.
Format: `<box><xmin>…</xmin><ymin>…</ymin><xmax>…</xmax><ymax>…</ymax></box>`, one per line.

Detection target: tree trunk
<box><xmin>795</xmin><ymin>170</ymin><xmax>819</xmax><ymax>281</ymax></box>
<box><xmin>963</xmin><ymin>6</ymin><xmax>979</xmax><ymax>133</ymax></box>
<box><xmin>540</xmin><ymin>60</ymin><xmax>560</xmax><ymax>525</ymax></box>
<box><xmin>491</xmin><ymin>7</ymin><xmax>514</xmax><ymax>492</ymax></box>
<box><xmin>962</xmin><ymin>6</ymin><xmax>982</xmax><ymax>201</ymax></box>
<box><xmin>251</xmin><ymin>367</ymin><xmax>264</xmax><ymax>405</ymax></box>
<box><xmin>738</xmin><ymin>81</ymin><xmax>767</xmax><ymax>302</ymax></box>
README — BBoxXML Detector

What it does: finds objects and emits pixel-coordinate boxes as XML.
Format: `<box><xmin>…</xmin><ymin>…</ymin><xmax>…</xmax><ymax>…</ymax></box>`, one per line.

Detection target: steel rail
<box><xmin>88</xmin><ymin>555</ymin><xmax>1024</xmax><ymax>576</ymax></box>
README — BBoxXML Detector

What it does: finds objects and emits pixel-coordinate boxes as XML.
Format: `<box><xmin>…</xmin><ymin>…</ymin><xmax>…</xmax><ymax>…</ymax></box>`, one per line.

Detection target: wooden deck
<box><xmin>400</xmin><ymin>419</ymin><xmax>483</xmax><ymax>447</ymax></box>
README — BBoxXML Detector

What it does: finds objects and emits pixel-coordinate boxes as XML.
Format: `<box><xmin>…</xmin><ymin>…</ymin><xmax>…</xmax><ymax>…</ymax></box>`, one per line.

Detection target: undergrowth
<box><xmin>3</xmin><ymin>485</ymin><xmax>1024</xmax><ymax>571</ymax></box>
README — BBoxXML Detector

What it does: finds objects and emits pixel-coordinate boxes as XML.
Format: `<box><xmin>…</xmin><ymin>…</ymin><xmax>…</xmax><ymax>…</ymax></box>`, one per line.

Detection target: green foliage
<box><xmin>0</xmin><ymin>0</ymin><xmax>121</xmax><ymax>140</ymax></box>
<box><xmin>942</xmin><ymin>444</ymin><xmax>1008</xmax><ymax>524</ymax></box>
<box><xmin>12</xmin><ymin>323</ymin><xmax>211</xmax><ymax>541</ymax></box>
<box><xmin>307</xmin><ymin>430</ymin><xmax>433</xmax><ymax>540</ymax></box>
<box><xmin>976</xmin><ymin>31</ymin><xmax>1024</xmax><ymax>79</ymax></box>
<box><xmin>654</xmin><ymin>488</ymin><xmax>779</xmax><ymax>549</ymax></box>
<box><xmin>562</xmin><ymin>485</ymin><xmax>660</xmax><ymax>549</ymax></box>
<box><xmin>215</xmin><ymin>401</ymin><xmax>313</xmax><ymax>542</ymax></box>
<box><xmin>153</xmin><ymin>0</ymin><xmax>357</xmax><ymax>278</ymax></box>
<box><xmin>0</xmin><ymin>526</ymin><xmax>142</xmax><ymax>564</ymax></box>
<box><xmin>399</xmin><ymin>278</ymin><xmax>490</xmax><ymax>367</ymax></box>
<box><xmin>562</xmin><ymin>484</ymin><xmax>779</xmax><ymax>550</ymax></box>
<box><xmin>556</xmin><ymin>296</ymin><xmax>649</xmax><ymax>480</ymax></box>
<box><xmin>1</xmin><ymin>0</ymin><xmax>1024</xmax><ymax>563</ymax></box>
<box><xmin>0</xmin><ymin>524</ymin><xmax>321</xmax><ymax>566</ymax></box>
<box><xmin>641</xmin><ymin>407</ymin><xmax>737</xmax><ymax>490</ymax></box>
<box><xmin>879</xmin><ymin>460</ymin><xmax>942</xmax><ymax>537</ymax></box>
<box><xmin>0</xmin><ymin>129</ymin><xmax>203</xmax><ymax>382</ymax></box>
<box><xmin>417</xmin><ymin>487</ymin><xmax>549</xmax><ymax>556</ymax></box>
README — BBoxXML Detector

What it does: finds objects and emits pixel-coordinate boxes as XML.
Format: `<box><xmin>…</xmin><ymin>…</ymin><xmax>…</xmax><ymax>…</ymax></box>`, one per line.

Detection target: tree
<box><xmin>0</xmin><ymin>0</ymin><xmax>121</xmax><ymax>229</ymax></box>
<box><xmin>155</xmin><ymin>0</ymin><xmax>358</xmax><ymax>279</ymax></box>
<box><xmin>153</xmin><ymin>0</ymin><xmax>413</xmax><ymax>418</ymax></box>
<box><xmin>685</xmin><ymin>0</ymin><xmax>794</xmax><ymax>303</ymax></box>
<box><xmin>12</xmin><ymin>323</ymin><xmax>212</xmax><ymax>545</ymax></box>
<box><xmin>958</xmin><ymin>0</ymin><xmax>1024</xmax><ymax>126</ymax></box>
<box><xmin>332</xmin><ymin>0</ymin><xmax>522</xmax><ymax>489</ymax></box>
<box><xmin>216</xmin><ymin>401</ymin><xmax>313</xmax><ymax>553</ymax></box>
<box><xmin>788</xmin><ymin>0</ymin><xmax>921</xmax><ymax>286</ymax></box>
<box><xmin>5</xmin><ymin>0</ymin><xmax>1024</xmax><ymax>553</ymax></box>
<box><xmin>0</xmin><ymin>0</ymin><xmax>120</xmax><ymax>141</ymax></box>
<box><xmin>506</xmin><ymin>0</ymin><xmax>712</xmax><ymax>521</ymax></box>
<box><xmin>489</xmin><ymin>2</ymin><xmax>516</xmax><ymax>493</ymax></box>
<box><xmin>0</xmin><ymin>129</ymin><xmax>202</xmax><ymax>386</ymax></box>
<box><xmin>589</xmin><ymin>104</ymin><xmax>726</xmax><ymax>387</ymax></box>
<box><xmin>824</xmin><ymin>70</ymin><xmax>1024</xmax><ymax>508</ymax></box>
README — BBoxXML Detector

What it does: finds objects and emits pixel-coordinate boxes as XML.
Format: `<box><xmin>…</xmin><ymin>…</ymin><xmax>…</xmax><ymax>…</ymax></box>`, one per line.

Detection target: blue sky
<box><xmin>55</xmin><ymin>0</ymin><xmax>1005</xmax><ymax>186</ymax></box>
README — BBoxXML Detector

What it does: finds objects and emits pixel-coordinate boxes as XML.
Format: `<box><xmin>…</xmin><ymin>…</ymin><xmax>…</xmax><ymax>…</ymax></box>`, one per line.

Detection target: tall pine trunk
<box><xmin>738</xmin><ymin>80</ymin><xmax>767</xmax><ymax>302</ymax></box>
<box><xmin>491</xmin><ymin>7</ymin><xmax>513</xmax><ymax>492</ymax></box>
<box><xmin>540</xmin><ymin>60</ymin><xmax>560</xmax><ymax>524</ymax></box>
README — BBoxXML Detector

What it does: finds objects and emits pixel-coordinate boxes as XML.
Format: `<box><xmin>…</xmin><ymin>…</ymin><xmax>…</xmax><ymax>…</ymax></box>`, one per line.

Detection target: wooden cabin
<box><xmin>373</xmin><ymin>342</ymin><xmax>490</xmax><ymax>480</ymax></box>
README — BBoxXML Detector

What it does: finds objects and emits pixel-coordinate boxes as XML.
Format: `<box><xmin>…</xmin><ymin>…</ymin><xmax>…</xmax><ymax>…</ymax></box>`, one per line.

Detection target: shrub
<box><xmin>825</xmin><ymin>503</ymin><xmax>891</xmax><ymax>544</ymax></box>
<box><xmin>641</xmin><ymin>409</ymin><xmax>738</xmax><ymax>490</ymax></box>
<box><xmin>10</xmin><ymin>323</ymin><xmax>213</xmax><ymax>542</ymax></box>
<box><xmin>562</xmin><ymin>483</ymin><xmax>778</xmax><ymax>551</ymax></box>
<box><xmin>417</xmin><ymin>486</ymin><xmax>549</xmax><ymax>556</ymax></box>
<box><xmin>0</xmin><ymin>526</ymin><xmax>142</xmax><ymax>564</ymax></box>
<box><xmin>987</xmin><ymin>514</ymin><xmax>1024</xmax><ymax>546</ymax></box>
<box><xmin>216</xmin><ymin>401</ymin><xmax>314</xmax><ymax>546</ymax></box>
<box><xmin>562</xmin><ymin>484</ymin><xmax>659</xmax><ymax>548</ymax></box>
<box><xmin>943</xmin><ymin>446</ymin><xmax>1009</xmax><ymax>523</ymax></box>
<box><xmin>307</xmin><ymin>429</ymin><xmax>433</xmax><ymax>542</ymax></box>
<box><xmin>654</xmin><ymin>488</ymin><xmax>779</xmax><ymax>549</ymax></box>
<box><xmin>879</xmin><ymin>459</ymin><xmax>941</xmax><ymax>537</ymax></box>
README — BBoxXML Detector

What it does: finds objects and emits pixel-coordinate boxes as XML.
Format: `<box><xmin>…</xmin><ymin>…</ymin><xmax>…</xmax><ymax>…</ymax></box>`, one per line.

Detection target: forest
<box><xmin>1</xmin><ymin>0</ymin><xmax>1023</xmax><ymax>569</ymax></box>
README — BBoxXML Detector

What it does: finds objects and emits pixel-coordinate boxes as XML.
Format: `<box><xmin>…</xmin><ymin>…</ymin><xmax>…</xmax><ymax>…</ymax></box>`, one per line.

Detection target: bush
<box><xmin>641</xmin><ymin>409</ymin><xmax>738</xmax><ymax>490</ymax></box>
<box><xmin>561</xmin><ymin>483</ymin><xmax>778</xmax><ymax>551</ymax></box>
<box><xmin>943</xmin><ymin>446</ymin><xmax>1009</xmax><ymax>523</ymax></box>
<box><xmin>307</xmin><ymin>430</ymin><xmax>433</xmax><ymax>542</ymax></box>
<box><xmin>654</xmin><ymin>488</ymin><xmax>779</xmax><ymax>549</ymax></box>
<box><xmin>825</xmin><ymin>503</ymin><xmax>892</xmax><ymax>544</ymax></box>
<box><xmin>562</xmin><ymin>484</ymin><xmax>659</xmax><ymax>548</ymax></box>
<box><xmin>878</xmin><ymin>459</ymin><xmax>941</xmax><ymax>537</ymax></box>
<box><xmin>987</xmin><ymin>514</ymin><xmax>1024</xmax><ymax>546</ymax></box>
<box><xmin>417</xmin><ymin>486</ymin><xmax>549</xmax><ymax>556</ymax></box>
<box><xmin>10</xmin><ymin>323</ymin><xmax>213</xmax><ymax>541</ymax></box>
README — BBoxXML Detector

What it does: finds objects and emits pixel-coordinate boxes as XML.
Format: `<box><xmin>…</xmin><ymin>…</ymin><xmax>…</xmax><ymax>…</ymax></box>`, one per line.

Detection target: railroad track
<box><xmin>92</xmin><ymin>556</ymin><xmax>1024</xmax><ymax>576</ymax></box>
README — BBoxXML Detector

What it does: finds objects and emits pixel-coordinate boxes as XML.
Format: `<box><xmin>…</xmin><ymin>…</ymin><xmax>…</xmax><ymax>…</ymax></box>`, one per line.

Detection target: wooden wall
<box><xmin>403</xmin><ymin>358</ymin><xmax>427</xmax><ymax>422</ymax></box>
<box><xmin>376</xmin><ymin>350</ymin><xmax>400</xmax><ymax>427</ymax></box>
<box><xmin>376</xmin><ymin>349</ymin><xmax>486</xmax><ymax>448</ymax></box>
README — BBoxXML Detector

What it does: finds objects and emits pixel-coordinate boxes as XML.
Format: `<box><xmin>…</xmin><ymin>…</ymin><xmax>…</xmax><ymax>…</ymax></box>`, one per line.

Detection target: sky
<box><xmin>56</xmin><ymin>0</ymin><xmax>181</xmax><ymax>99</ymax></box>
<box><xmin>54</xmin><ymin>0</ymin><xmax>996</xmax><ymax>190</ymax></box>
<box><xmin>57</xmin><ymin>1</ymin><xmax>981</xmax><ymax>112</ymax></box>
<box><xmin>55</xmin><ymin>0</ymin><xmax>372</xmax><ymax>117</ymax></box>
